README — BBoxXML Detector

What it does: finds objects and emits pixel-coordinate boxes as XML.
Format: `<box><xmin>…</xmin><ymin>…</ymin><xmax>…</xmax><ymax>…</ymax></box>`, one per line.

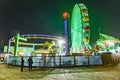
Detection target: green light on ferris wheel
<box><xmin>71</xmin><ymin>4</ymin><xmax>91</xmax><ymax>53</ymax></box>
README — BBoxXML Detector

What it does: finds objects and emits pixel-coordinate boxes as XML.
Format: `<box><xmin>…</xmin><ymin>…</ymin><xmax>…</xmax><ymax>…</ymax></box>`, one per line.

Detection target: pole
<box><xmin>8</xmin><ymin>39</ymin><xmax>11</xmax><ymax>53</ymax></box>
<box><xmin>99</xmin><ymin>28</ymin><xmax>101</xmax><ymax>39</ymax></box>
<box><xmin>64</xmin><ymin>19</ymin><xmax>70</xmax><ymax>54</ymax></box>
<box><xmin>63</xmin><ymin>12</ymin><xmax>70</xmax><ymax>55</ymax></box>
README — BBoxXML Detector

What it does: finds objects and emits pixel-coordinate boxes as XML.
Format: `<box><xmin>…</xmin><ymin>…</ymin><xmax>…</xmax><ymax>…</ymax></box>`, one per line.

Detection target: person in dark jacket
<box><xmin>28</xmin><ymin>56</ymin><xmax>33</xmax><ymax>71</ymax></box>
<box><xmin>21</xmin><ymin>57</ymin><xmax>24</xmax><ymax>72</ymax></box>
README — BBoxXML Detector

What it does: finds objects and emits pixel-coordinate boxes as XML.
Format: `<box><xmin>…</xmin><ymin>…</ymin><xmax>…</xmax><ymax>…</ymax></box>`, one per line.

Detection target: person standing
<box><xmin>28</xmin><ymin>56</ymin><xmax>33</xmax><ymax>71</ymax></box>
<box><xmin>21</xmin><ymin>57</ymin><xmax>24</xmax><ymax>72</ymax></box>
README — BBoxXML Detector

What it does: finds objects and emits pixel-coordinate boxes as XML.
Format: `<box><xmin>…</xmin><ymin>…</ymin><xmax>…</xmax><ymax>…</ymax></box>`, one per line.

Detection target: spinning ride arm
<box><xmin>85</xmin><ymin>45</ymin><xmax>100</xmax><ymax>56</ymax></box>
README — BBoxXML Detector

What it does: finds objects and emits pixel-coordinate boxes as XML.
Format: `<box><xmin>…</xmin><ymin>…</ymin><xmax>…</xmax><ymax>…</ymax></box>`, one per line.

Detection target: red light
<box><xmin>82</xmin><ymin>9</ymin><xmax>87</xmax><ymax>14</ymax></box>
<box><xmin>83</xmin><ymin>26</ymin><xmax>90</xmax><ymax>30</ymax></box>
<box><xmin>63</xmin><ymin>12</ymin><xmax>69</xmax><ymax>19</ymax></box>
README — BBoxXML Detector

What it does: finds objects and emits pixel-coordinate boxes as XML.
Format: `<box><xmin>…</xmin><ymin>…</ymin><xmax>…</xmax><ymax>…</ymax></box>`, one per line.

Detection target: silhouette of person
<box><xmin>21</xmin><ymin>57</ymin><xmax>24</xmax><ymax>72</ymax></box>
<box><xmin>28</xmin><ymin>56</ymin><xmax>33</xmax><ymax>71</ymax></box>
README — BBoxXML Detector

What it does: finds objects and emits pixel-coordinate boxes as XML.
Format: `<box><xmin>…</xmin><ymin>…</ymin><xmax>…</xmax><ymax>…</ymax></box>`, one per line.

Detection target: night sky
<box><xmin>0</xmin><ymin>0</ymin><xmax>120</xmax><ymax>46</ymax></box>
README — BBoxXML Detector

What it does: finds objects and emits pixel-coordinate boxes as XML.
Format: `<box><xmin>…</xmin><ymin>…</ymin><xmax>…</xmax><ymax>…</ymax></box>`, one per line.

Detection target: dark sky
<box><xmin>0</xmin><ymin>0</ymin><xmax>120</xmax><ymax>45</ymax></box>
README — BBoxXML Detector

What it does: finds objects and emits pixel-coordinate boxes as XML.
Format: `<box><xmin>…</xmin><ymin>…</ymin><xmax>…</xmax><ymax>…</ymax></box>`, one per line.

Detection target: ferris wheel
<box><xmin>71</xmin><ymin>4</ymin><xmax>91</xmax><ymax>53</ymax></box>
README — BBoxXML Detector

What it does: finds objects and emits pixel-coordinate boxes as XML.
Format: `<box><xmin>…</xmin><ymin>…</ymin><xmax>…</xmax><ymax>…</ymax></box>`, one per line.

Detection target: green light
<box><xmin>97</xmin><ymin>33</ymin><xmax>120</xmax><ymax>45</ymax></box>
<box><xmin>14</xmin><ymin>33</ymin><xmax>28</xmax><ymax>56</ymax></box>
<box><xmin>71</xmin><ymin>4</ymin><xmax>91</xmax><ymax>53</ymax></box>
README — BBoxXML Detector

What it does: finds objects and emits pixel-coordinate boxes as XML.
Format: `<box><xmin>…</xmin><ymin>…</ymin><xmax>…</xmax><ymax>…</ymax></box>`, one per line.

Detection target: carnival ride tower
<box><xmin>71</xmin><ymin>4</ymin><xmax>91</xmax><ymax>53</ymax></box>
<box><xmin>63</xmin><ymin>12</ymin><xmax>70</xmax><ymax>54</ymax></box>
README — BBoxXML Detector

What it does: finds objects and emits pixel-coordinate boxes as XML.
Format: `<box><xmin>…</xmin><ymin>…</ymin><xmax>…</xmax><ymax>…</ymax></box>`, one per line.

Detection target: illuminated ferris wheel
<box><xmin>71</xmin><ymin>4</ymin><xmax>91</xmax><ymax>53</ymax></box>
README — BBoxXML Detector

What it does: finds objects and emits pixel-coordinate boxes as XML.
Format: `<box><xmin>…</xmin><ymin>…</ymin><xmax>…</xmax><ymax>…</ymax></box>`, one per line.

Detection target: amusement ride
<box><xmin>1</xmin><ymin>3</ymin><xmax>120</xmax><ymax>68</ymax></box>
<box><xmin>5</xmin><ymin>3</ymin><xmax>120</xmax><ymax>58</ymax></box>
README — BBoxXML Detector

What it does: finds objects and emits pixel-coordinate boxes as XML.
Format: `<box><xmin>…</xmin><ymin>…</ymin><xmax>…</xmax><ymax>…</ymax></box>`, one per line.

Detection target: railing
<box><xmin>5</xmin><ymin>55</ymin><xmax>102</xmax><ymax>67</ymax></box>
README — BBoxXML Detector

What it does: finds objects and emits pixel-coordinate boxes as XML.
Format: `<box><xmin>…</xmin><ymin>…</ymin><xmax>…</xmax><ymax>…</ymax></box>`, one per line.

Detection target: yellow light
<box><xmin>83</xmin><ymin>38</ymin><xmax>89</xmax><ymax>42</ymax></box>
<box><xmin>83</xmin><ymin>16</ymin><xmax>89</xmax><ymax>21</ymax></box>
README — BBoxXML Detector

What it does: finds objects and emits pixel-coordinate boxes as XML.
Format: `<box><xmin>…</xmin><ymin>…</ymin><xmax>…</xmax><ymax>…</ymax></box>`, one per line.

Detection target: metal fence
<box><xmin>5</xmin><ymin>55</ymin><xmax>102</xmax><ymax>67</ymax></box>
